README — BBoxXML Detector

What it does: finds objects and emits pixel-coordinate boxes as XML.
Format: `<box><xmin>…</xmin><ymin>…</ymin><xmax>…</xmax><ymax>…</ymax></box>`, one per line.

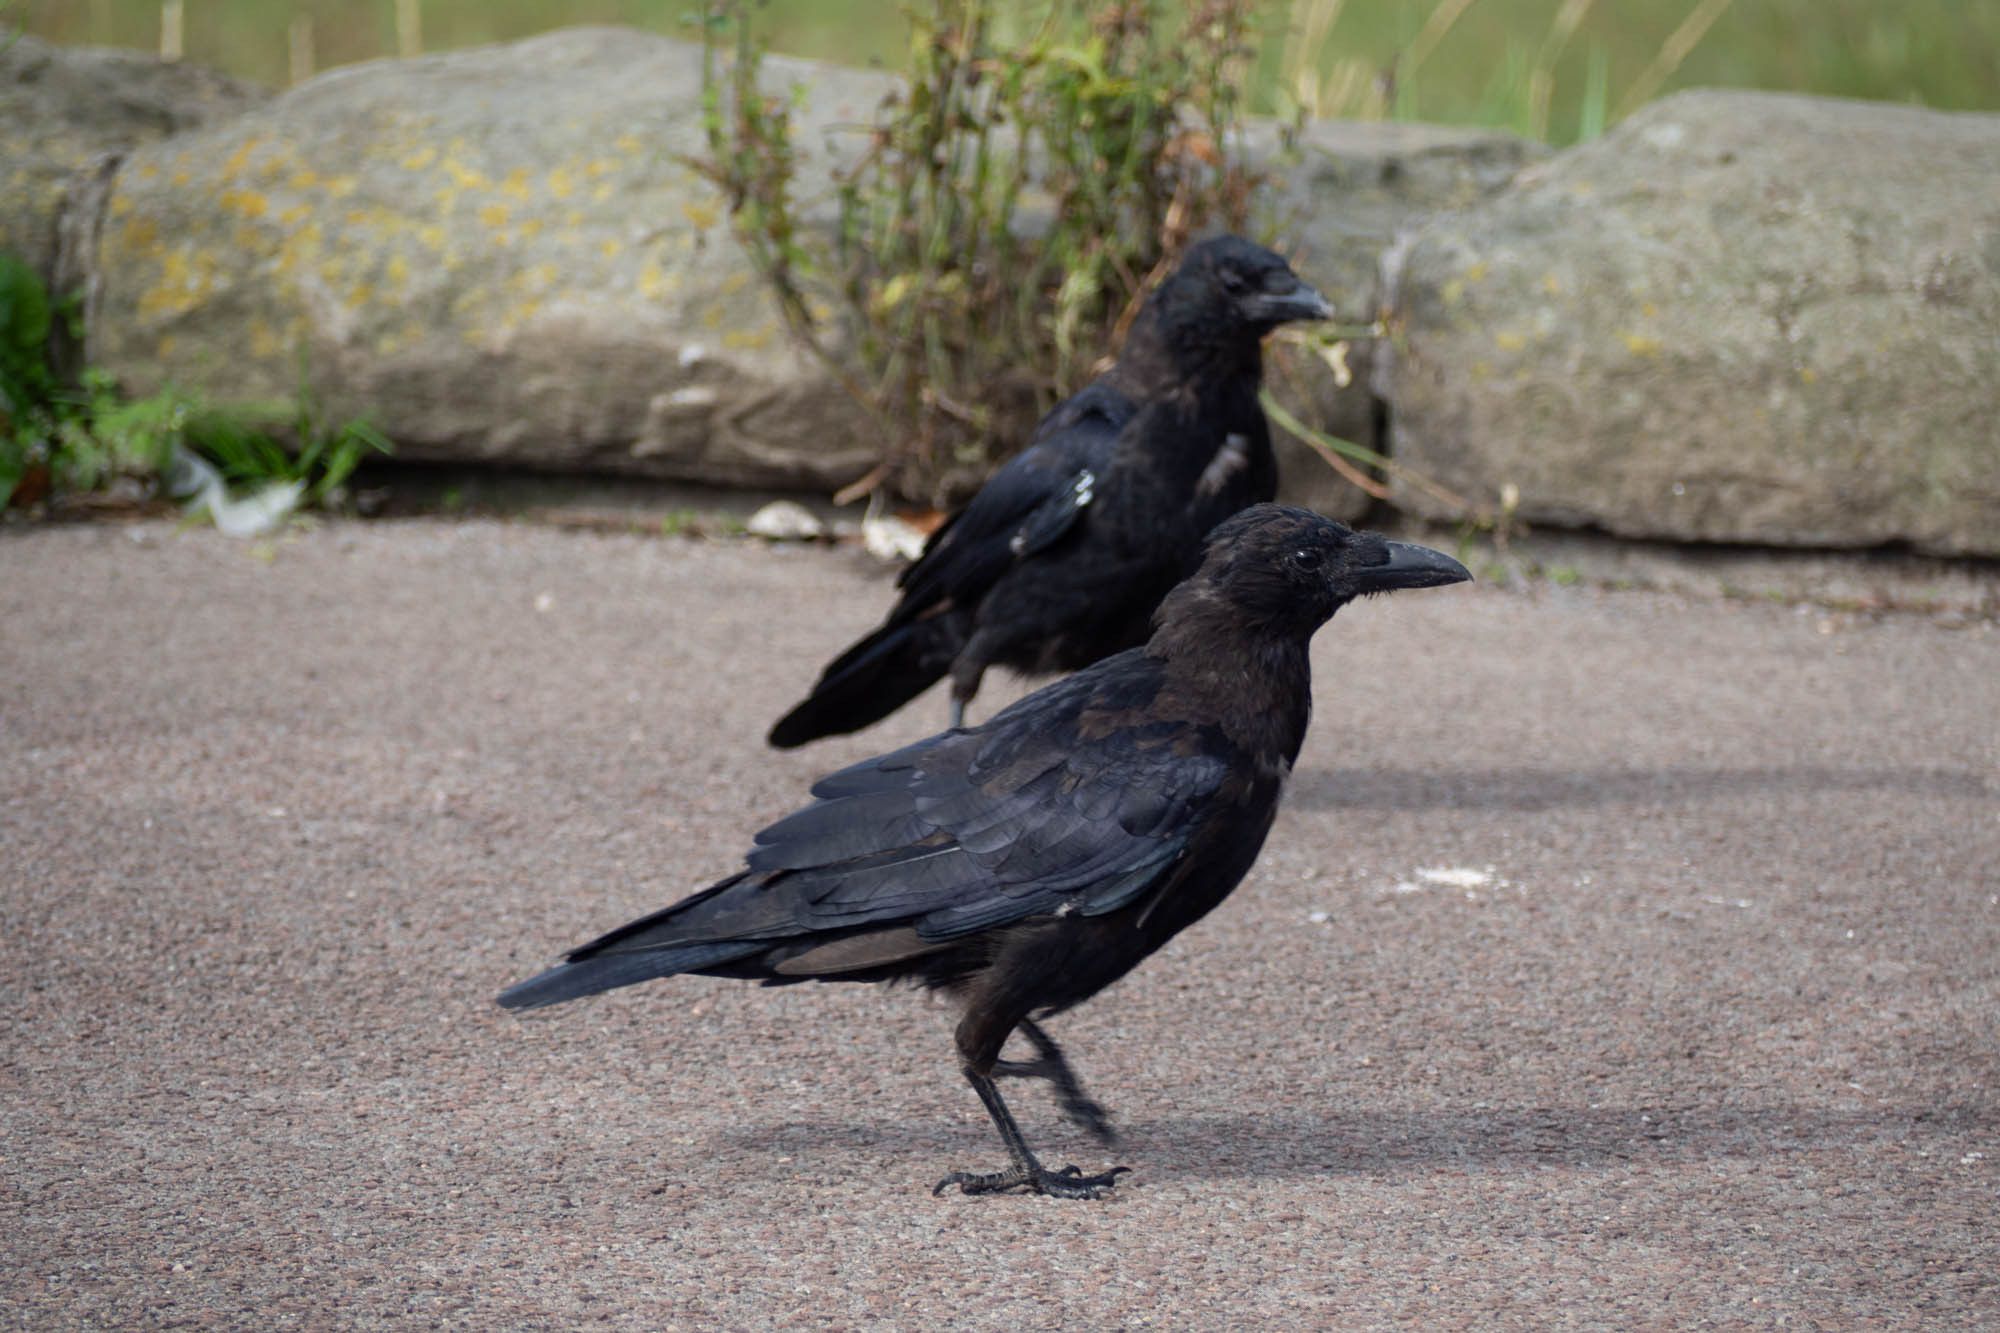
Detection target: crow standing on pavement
<box><xmin>766</xmin><ymin>235</ymin><xmax>1333</xmax><ymax>749</ymax></box>
<box><xmin>500</xmin><ymin>505</ymin><xmax>1470</xmax><ymax>1199</ymax></box>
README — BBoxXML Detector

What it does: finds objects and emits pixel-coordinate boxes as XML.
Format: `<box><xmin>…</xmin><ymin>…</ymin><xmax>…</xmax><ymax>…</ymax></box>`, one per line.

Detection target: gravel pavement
<box><xmin>3</xmin><ymin>517</ymin><xmax>1996</xmax><ymax>1329</ymax></box>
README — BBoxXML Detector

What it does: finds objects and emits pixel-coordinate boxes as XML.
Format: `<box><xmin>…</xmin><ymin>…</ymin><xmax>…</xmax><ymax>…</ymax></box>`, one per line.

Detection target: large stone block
<box><xmin>71</xmin><ymin>25</ymin><xmax>1542</xmax><ymax>502</ymax></box>
<box><xmin>1381</xmin><ymin>89</ymin><xmax>2000</xmax><ymax>556</ymax></box>
<box><xmin>1258</xmin><ymin>119</ymin><xmax>1548</xmax><ymax>517</ymax></box>
<box><xmin>0</xmin><ymin>33</ymin><xmax>263</xmax><ymax>281</ymax></box>
<box><xmin>85</xmin><ymin>27</ymin><xmax>891</xmax><ymax>491</ymax></box>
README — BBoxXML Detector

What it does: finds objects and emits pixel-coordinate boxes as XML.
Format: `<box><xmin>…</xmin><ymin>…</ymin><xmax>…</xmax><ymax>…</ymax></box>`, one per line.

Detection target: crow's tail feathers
<box><xmin>496</xmin><ymin>876</ymin><xmax>763</xmax><ymax>1011</ymax></box>
<box><xmin>497</xmin><ymin>940</ymin><xmax>759</xmax><ymax>1010</ymax></box>
<box><xmin>767</xmin><ymin>616</ymin><xmax>958</xmax><ymax>749</ymax></box>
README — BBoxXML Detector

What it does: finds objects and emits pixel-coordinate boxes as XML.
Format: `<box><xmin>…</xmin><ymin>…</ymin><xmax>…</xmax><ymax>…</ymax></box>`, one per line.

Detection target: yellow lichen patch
<box><xmin>273</xmin><ymin>223</ymin><xmax>326</xmax><ymax>282</ymax></box>
<box><xmin>119</xmin><ymin>216</ymin><xmax>161</xmax><ymax>255</ymax></box>
<box><xmin>638</xmin><ymin>261</ymin><xmax>673</xmax><ymax>301</ymax></box>
<box><xmin>548</xmin><ymin>166</ymin><xmax>577</xmax><ymax>200</ymax></box>
<box><xmin>324</xmin><ymin>176</ymin><xmax>359</xmax><ymax>200</ymax></box>
<box><xmin>111</xmin><ymin>193</ymin><xmax>134</xmax><ymax>218</ymax></box>
<box><xmin>1440</xmin><ymin>278</ymin><xmax>1465</xmax><ymax>307</ymax></box>
<box><xmin>1542</xmin><ymin>273</ymin><xmax>1562</xmax><ymax>295</ymax></box>
<box><xmin>682</xmin><ymin>200</ymin><xmax>721</xmax><ymax>231</ymax></box>
<box><xmin>515</xmin><ymin>218</ymin><xmax>544</xmax><ymax>242</ymax></box>
<box><xmin>290</xmin><ymin>168</ymin><xmax>322</xmax><ymax>190</ymax></box>
<box><xmin>171</xmin><ymin>170</ymin><xmax>191</xmax><ymax>188</ymax></box>
<box><xmin>1641</xmin><ymin>301</ymin><xmax>1659</xmax><ymax>318</ymax></box>
<box><xmin>1465</xmin><ymin>261</ymin><xmax>1490</xmax><ymax>283</ymax></box>
<box><xmin>1470</xmin><ymin>359</ymin><xmax>1493</xmax><ymax>380</ymax></box>
<box><xmin>135</xmin><ymin>162</ymin><xmax>159</xmax><ymax>182</ymax></box>
<box><xmin>599</xmin><ymin>237</ymin><xmax>622</xmax><ymax>261</ymax></box>
<box><xmin>220</xmin><ymin>189</ymin><xmax>270</xmax><ymax>220</ymax></box>
<box><xmin>401</xmin><ymin>147</ymin><xmax>438</xmax><ymax>171</ymax></box>
<box><xmin>1620</xmin><ymin>332</ymin><xmax>1663</xmax><ymax>357</ymax></box>
<box><xmin>249</xmin><ymin>316</ymin><xmax>285</xmax><ymax>359</ymax></box>
<box><xmin>500</xmin><ymin>168</ymin><xmax>534</xmax><ymax>202</ymax></box>
<box><xmin>700</xmin><ymin>304</ymin><xmax>725</xmax><ymax>329</ymax></box>
<box><xmin>385</xmin><ymin>254</ymin><xmax>412</xmax><ymax>290</ymax></box>
<box><xmin>157</xmin><ymin>335</ymin><xmax>178</xmax><ymax>359</ymax></box>
<box><xmin>592</xmin><ymin>182</ymin><xmax>614</xmax><ymax>204</ymax></box>
<box><xmin>584</xmin><ymin>158</ymin><xmax>617</xmax><ymax>179</ymax></box>
<box><xmin>723</xmin><ymin>328</ymin><xmax>770</xmax><ymax>351</ymax></box>
<box><xmin>479</xmin><ymin>202</ymin><xmax>511</xmax><ymax>229</ymax></box>
<box><xmin>443</xmin><ymin>157</ymin><xmax>490</xmax><ymax>191</ymax></box>
<box><xmin>416</xmin><ymin>224</ymin><xmax>446</xmax><ymax>250</ymax></box>
<box><xmin>1798</xmin><ymin>367</ymin><xmax>1818</xmax><ymax>384</ymax></box>
<box><xmin>613</xmin><ymin>133</ymin><xmax>643</xmax><ymax>155</ymax></box>
<box><xmin>220</xmin><ymin>135</ymin><xmax>265</xmax><ymax>181</ymax></box>
<box><xmin>280</xmin><ymin>204</ymin><xmax>312</xmax><ymax>227</ymax></box>
<box><xmin>1495</xmin><ymin>331</ymin><xmax>1526</xmax><ymax>351</ymax></box>
<box><xmin>515</xmin><ymin>262</ymin><xmax>560</xmax><ymax>292</ymax></box>
<box><xmin>137</xmin><ymin>247</ymin><xmax>224</xmax><ymax>320</ymax></box>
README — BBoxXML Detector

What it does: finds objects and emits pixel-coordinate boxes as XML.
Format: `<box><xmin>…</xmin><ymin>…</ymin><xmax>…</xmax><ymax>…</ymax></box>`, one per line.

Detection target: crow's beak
<box><xmin>1354</xmin><ymin>540</ymin><xmax>1473</xmax><ymax>594</ymax></box>
<box><xmin>1248</xmin><ymin>276</ymin><xmax>1336</xmax><ymax>326</ymax></box>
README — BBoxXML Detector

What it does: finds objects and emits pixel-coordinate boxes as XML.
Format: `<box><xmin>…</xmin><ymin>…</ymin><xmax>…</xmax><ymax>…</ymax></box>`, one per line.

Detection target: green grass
<box><xmin>16</xmin><ymin>0</ymin><xmax>1997</xmax><ymax>144</ymax></box>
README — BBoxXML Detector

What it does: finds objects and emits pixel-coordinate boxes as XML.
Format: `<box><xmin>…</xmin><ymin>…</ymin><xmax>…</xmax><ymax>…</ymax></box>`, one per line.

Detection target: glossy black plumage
<box><xmin>500</xmin><ymin>505</ymin><xmax>1470</xmax><ymax>1198</ymax></box>
<box><xmin>766</xmin><ymin>235</ymin><xmax>1333</xmax><ymax>749</ymax></box>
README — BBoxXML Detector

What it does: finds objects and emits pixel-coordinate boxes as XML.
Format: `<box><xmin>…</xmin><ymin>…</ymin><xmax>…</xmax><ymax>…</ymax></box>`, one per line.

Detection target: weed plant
<box><xmin>696</xmin><ymin>0</ymin><xmax>1260</xmax><ymax>503</ymax></box>
<box><xmin>0</xmin><ymin>251</ymin><xmax>390</xmax><ymax>515</ymax></box>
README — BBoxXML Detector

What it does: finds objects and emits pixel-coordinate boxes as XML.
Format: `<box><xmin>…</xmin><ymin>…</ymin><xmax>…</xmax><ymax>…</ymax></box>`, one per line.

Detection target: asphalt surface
<box><xmin>3</xmin><ymin>517</ymin><xmax>1996</xmax><ymax>1329</ymax></box>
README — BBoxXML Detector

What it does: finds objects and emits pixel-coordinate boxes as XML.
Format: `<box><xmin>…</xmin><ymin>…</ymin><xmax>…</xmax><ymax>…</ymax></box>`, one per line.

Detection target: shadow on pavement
<box><xmin>714</xmin><ymin>1100</ymin><xmax>1993</xmax><ymax>1183</ymax></box>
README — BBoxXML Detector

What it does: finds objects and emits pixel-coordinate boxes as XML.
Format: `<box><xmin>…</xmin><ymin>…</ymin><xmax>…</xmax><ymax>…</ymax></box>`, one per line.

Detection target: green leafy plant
<box><xmin>0</xmin><ymin>249</ymin><xmax>391</xmax><ymax>516</ymax></box>
<box><xmin>696</xmin><ymin>0</ymin><xmax>1261</xmax><ymax>503</ymax></box>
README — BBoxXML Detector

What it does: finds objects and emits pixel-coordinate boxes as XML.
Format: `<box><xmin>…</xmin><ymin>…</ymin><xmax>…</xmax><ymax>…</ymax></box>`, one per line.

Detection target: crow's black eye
<box><xmin>1289</xmin><ymin>546</ymin><xmax>1325</xmax><ymax>571</ymax></box>
<box><xmin>1218</xmin><ymin>266</ymin><xmax>1249</xmax><ymax>293</ymax></box>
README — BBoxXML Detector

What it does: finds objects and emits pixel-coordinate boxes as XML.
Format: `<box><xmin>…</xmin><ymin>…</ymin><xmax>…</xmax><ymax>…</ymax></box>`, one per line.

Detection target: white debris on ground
<box><xmin>1412</xmin><ymin>866</ymin><xmax>1494</xmax><ymax>888</ymax></box>
<box><xmin>861</xmin><ymin>505</ymin><xmax>927</xmax><ymax>563</ymax></box>
<box><xmin>165</xmin><ymin>446</ymin><xmax>303</xmax><ymax>538</ymax></box>
<box><xmin>744</xmin><ymin>500</ymin><xmax>826</xmax><ymax>541</ymax></box>
<box><xmin>1375</xmin><ymin>864</ymin><xmax>1520</xmax><ymax>900</ymax></box>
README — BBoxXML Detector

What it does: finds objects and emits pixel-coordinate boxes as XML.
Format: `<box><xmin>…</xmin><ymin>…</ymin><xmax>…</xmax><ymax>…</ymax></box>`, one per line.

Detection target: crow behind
<box><xmin>766</xmin><ymin>235</ymin><xmax>1333</xmax><ymax>749</ymax></box>
<box><xmin>500</xmin><ymin>505</ymin><xmax>1470</xmax><ymax>1199</ymax></box>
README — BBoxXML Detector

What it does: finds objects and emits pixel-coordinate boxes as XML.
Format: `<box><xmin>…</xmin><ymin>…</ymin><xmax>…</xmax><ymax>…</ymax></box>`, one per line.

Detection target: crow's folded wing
<box><xmin>890</xmin><ymin>382</ymin><xmax>1133</xmax><ymax>619</ymax></box>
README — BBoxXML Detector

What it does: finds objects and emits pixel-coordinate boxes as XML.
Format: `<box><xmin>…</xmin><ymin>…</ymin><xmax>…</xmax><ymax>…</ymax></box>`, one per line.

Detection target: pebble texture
<box><xmin>1382</xmin><ymin>89</ymin><xmax>2000</xmax><ymax>555</ymax></box>
<box><xmin>2</xmin><ymin>520</ymin><xmax>1996</xmax><ymax>1328</ymax></box>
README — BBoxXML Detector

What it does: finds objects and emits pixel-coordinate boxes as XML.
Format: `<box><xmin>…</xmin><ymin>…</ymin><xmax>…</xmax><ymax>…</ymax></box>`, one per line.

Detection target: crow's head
<box><xmin>1192</xmin><ymin>503</ymin><xmax>1471</xmax><ymax>633</ymax></box>
<box><xmin>1152</xmin><ymin>236</ymin><xmax>1334</xmax><ymax>343</ymax></box>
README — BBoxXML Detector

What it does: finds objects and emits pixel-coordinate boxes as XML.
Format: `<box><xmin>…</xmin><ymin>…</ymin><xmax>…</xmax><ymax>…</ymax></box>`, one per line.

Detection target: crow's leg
<box><xmin>947</xmin><ymin>636</ymin><xmax>1000</xmax><ymax>733</ymax></box>
<box><xmin>933</xmin><ymin>1065</ymin><xmax>1129</xmax><ymax>1200</ymax></box>
<box><xmin>991</xmin><ymin>1018</ymin><xmax>1116</xmax><ymax>1144</ymax></box>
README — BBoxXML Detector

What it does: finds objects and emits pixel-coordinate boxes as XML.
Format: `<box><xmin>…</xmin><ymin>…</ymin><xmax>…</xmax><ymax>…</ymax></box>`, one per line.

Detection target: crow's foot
<box><xmin>932</xmin><ymin>1162</ymin><xmax>1130</xmax><ymax>1200</ymax></box>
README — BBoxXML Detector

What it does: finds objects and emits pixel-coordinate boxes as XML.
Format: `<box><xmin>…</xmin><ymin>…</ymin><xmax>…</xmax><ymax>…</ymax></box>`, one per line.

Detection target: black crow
<box><xmin>766</xmin><ymin>235</ymin><xmax>1333</xmax><ymax>749</ymax></box>
<box><xmin>500</xmin><ymin>505</ymin><xmax>1469</xmax><ymax>1198</ymax></box>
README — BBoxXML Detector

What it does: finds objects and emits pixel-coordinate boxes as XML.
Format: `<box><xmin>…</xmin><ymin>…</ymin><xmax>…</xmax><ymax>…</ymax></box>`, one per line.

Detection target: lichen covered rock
<box><xmin>1382</xmin><ymin>90</ymin><xmax>2000</xmax><ymax>555</ymax></box>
